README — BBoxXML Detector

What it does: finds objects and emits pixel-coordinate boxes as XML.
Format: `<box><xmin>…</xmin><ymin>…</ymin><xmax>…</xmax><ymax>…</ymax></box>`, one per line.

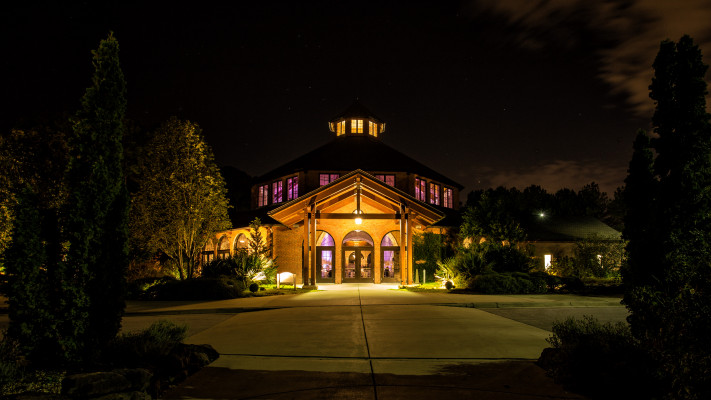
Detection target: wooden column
<box><xmin>399</xmin><ymin>205</ymin><xmax>407</xmax><ymax>286</ymax></box>
<box><xmin>406</xmin><ymin>211</ymin><xmax>413</xmax><ymax>285</ymax></box>
<box><xmin>310</xmin><ymin>204</ymin><xmax>317</xmax><ymax>286</ymax></box>
<box><xmin>302</xmin><ymin>209</ymin><xmax>309</xmax><ymax>286</ymax></box>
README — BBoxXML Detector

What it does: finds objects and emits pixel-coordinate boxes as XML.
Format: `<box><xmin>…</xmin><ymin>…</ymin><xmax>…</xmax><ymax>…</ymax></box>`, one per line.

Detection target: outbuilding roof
<box><xmin>523</xmin><ymin>215</ymin><xmax>622</xmax><ymax>242</ymax></box>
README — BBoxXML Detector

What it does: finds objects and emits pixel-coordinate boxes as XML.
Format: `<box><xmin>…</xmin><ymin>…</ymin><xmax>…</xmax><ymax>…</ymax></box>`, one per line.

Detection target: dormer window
<box><xmin>351</xmin><ymin>119</ymin><xmax>363</xmax><ymax>134</ymax></box>
<box><xmin>369</xmin><ymin>121</ymin><xmax>378</xmax><ymax>137</ymax></box>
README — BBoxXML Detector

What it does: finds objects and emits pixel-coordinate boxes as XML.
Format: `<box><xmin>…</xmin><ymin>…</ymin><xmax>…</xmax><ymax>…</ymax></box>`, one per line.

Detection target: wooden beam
<box><xmin>318</xmin><ymin>213</ymin><xmax>400</xmax><ymax>220</ymax></box>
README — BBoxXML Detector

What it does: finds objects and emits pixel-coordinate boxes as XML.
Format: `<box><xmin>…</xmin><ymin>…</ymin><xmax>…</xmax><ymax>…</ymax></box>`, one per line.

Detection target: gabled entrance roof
<box><xmin>268</xmin><ymin>169</ymin><xmax>445</xmax><ymax>227</ymax></box>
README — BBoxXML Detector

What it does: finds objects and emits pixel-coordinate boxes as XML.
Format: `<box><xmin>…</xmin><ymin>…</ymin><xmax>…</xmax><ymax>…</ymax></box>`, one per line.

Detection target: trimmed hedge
<box><xmin>470</xmin><ymin>272</ymin><xmax>547</xmax><ymax>294</ymax></box>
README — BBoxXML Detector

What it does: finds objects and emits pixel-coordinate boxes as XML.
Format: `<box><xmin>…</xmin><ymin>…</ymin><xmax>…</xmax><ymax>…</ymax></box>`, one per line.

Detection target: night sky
<box><xmin>4</xmin><ymin>1</ymin><xmax>711</xmax><ymax>198</ymax></box>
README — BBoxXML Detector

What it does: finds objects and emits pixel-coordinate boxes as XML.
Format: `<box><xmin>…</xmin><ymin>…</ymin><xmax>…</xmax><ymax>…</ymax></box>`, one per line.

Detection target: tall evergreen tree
<box><xmin>622</xmin><ymin>130</ymin><xmax>660</xmax><ymax>288</ymax></box>
<box><xmin>64</xmin><ymin>32</ymin><xmax>129</xmax><ymax>360</ymax></box>
<box><xmin>624</xmin><ymin>35</ymin><xmax>711</xmax><ymax>399</ymax></box>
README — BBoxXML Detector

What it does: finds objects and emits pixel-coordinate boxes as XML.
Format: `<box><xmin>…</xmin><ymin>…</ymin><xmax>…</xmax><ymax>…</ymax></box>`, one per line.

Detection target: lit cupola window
<box><xmin>328</xmin><ymin>100</ymin><xmax>386</xmax><ymax>140</ymax></box>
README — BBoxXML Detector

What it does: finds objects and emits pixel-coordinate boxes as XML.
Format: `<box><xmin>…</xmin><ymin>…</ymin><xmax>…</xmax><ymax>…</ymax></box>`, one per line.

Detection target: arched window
<box><xmin>381</xmin><ymin>231</ymin><xmax>399</xmax><ymax>247</ymax></box>
<box><xmin>202</xmin><ymin>239</ymin><xmax>216</xmax><ymax>264</ymax></box>
<box><xmin>217</xmin><ymin>235</ymin><xmax>230</xmax><ymax>259</ymax></box>
<box><xmin>316</xmin><ymin>230</ymin><xmax>335</xmax><ymax>282</ymax></box>
<box><xmin>317</xmin><ymin>231</ymin><xmax>335</xmax><ymax>247</ymax></box>
<box><xmin>342</xmin><ymin>231</ymin><xmax>374</xmax><ymax>247</ymax></box>
<box><xmin>233</xmin><ymin>233</ymin><xmax>248</xmax><ymax>253</ymax></box>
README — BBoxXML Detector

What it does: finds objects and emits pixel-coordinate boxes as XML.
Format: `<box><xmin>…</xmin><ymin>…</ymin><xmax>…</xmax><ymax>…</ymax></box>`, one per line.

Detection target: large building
<box><xmin>203</xmin><ymin>101</ymin><xmax>463</xmax><ymax>287</ymax></box>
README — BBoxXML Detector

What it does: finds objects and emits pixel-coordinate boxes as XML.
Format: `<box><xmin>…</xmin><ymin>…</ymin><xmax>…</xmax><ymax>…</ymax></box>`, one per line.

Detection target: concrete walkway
<box><xmin>133</xmin><ymin>285</ymin><xmax>627</xmax><ymax>399</ymax></box>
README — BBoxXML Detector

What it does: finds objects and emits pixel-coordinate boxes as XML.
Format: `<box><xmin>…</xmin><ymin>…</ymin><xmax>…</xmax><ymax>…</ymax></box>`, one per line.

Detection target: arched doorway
<box><xmin>316</xmin><ymin>231</ymin><xmax>335</xmax><ymax>283</ymax></box>
<box><xmin>381</xmin><ymin>231</ymin><xmax>400</xmax><ymax>283</ymax></box>
<box><xmin>342</xmin><ymin>231</ymin><xmax>374</xmax><ymax>283</ymax></box>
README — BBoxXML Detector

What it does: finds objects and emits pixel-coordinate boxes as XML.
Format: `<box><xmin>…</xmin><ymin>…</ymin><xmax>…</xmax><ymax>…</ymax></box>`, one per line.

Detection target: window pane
<box><xmin>429</xmin><ymin>183</ymin><xmax>440</xmax><ymax>205</ymax></box>
<box><xmin>258</xmin><ymin>185</ymin><xmax>269</xmax><ymax>207</ymax></box>
<box><xmin>287</xmin><ymin>176</ymin><xmax>298</xmax><ymax>200</ymax></box>
<box><xmin>351</xmin><ymin>119</ymin><xmax>363</xmax><ymax>133</ymax></box>
<box><xmin>272</xmin><ymin>181</ymin><xmax>283</xmax><ymax>203</ymax></box>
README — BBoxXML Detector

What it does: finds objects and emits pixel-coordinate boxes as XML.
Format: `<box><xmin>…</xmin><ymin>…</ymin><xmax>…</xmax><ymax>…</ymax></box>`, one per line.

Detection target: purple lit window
<box><xmin>272</xmin><ymin>181</ymin><xmax>283</xmax><ymax>204</ymax></box>
<box><xmin>429</xmin><ymin>183</ymin><xmax>440</xmax><ymax>206</ymax></box>
<box><xmin>287</xmin><ymin>176</ymin><xmax>298</xmax><ymax>200</ymax></box>
<box><xmin>375</xmin><ymin>174</ymin><xmax>395</xmax><ymax>186</ymax></box>
<box><xmin>319</xmin><ymin>173</ymin><xmax>340</xmax><ymax>186</ymax></box>
<box><xmin>415</xmin><ymin>178</ymin><xmax>426</xmax><ymax>202</ymax></box>
<box><xmin>319</xmin><ymin>232</ymin><xmax>335</xmax><ymax>246</ymax></box>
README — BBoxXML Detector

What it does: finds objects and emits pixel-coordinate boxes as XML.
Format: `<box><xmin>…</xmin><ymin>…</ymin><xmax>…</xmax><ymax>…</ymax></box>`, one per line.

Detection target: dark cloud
<box><xmin>463</xmin><ymin>0</ymin><xmax>711</xmax><ymax>117</ymax></box>
<box><xmin>474</xmin><ymin>159</ymin><xmax>626</xmax><ymax>195</ymax></box>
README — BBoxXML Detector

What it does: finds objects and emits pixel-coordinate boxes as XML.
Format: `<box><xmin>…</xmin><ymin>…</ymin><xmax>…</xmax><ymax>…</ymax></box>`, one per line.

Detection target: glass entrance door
<box><xmin>342</xmin><ymin>248</ymin><xmax>374</xmax><ymax>282</ymax></box>
<box><xmin>317</xmin><ymin>248</ymin><xmax>335</xmax><ymax>283</ymax></box>
<box><xmin>381</xmin><ymin>248</ymin><xmax>400</xmax><ymax>283</ymax></box>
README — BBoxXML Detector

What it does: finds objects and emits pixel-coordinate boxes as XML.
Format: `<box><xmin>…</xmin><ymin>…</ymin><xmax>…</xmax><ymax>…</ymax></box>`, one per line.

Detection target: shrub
<box><xmin>451</xmin><ymin>247</ymin><xmax>492</xmax><ymax>281</ymax></box>
<box><xmin>529</xmin><ymin>271</ymin><xmax>562</xmax><ymax>291</ymax></box>
<box><xmin>105</xmin><ymin>320</ymin><xmax>187</xmax><ymax>366</ymax></box>
<box><xmin>147</xmin><ymin>277</ymin><xmax>245</xmax><ymax>300</ymax></box>
<box><xmin>540</xmin><ymin>316</ymin><xmax>658</xmax><ymax>398</ymax></box>
<box><xmin>0</xmin><ymin>334</ymin><xmax>22</xmax><ymax>389</ymax></box>
<box><xmin>484</xmin><ymin>244</ymin><xmax>534</xmax><ymax>273</ymax></box>
<box><xmin>470</xmin><ymin>272</ymin><xmax>547</xmax><ymax>294</ymax></box>
<box><xmin>126</xmin><ymin>276</ymin><xmax>176</xmax><ymax>299</ymax></box>
<box><xmin>249</xmin><ymin>283</ymin><xmax>259</xmax><ymax>293</ymax></box>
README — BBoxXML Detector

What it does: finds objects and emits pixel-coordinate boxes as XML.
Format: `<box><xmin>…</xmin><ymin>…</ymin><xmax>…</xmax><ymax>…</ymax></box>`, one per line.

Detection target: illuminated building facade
<box><xmin>203</xmin><ymin>101</ymin><xmax>463</xmax><ymax>286</ymax></box>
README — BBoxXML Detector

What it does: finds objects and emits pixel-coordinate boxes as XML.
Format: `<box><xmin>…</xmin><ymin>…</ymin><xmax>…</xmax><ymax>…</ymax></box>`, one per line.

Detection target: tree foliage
<box><xmin>130</xmin><ymin>117</ymin><xmax>230</xmax><ymax>280</ymax></box>
<box><xmin>0</xmin><ymin>125</ymin><xmax>69</xmax><ymax>269</ymax></box>
<box><xmin>63</xmin><ymin>32</ymin><xmax>130</xmax><ymax>360</ymax></box>
<box><xmin>623</xmin><ymin>35</ymin><xmax>711</xmax><ymax>399</ymax></box>
<box><xmin>4</xmin><ymin>188</ymin><xmax>56</xmax><ymax>364</ymax></box>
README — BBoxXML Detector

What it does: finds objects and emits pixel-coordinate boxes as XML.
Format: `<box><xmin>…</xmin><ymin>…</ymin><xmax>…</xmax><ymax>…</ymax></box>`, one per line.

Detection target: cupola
<box><xmin>328</xmin><ymin>100</ymin><xmax>385</xmax><ymax>138</ymax></box>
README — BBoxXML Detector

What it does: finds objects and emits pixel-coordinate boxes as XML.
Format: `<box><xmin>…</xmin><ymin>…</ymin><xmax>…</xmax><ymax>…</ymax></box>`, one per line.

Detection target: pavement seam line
<box><xmin>358</xmin><ymin>285</ymin><xmax>379</xmax><ymax>400</ymax></box>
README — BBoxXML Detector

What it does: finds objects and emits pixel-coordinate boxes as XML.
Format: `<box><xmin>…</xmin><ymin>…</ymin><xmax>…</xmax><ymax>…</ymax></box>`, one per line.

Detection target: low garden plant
<box><xmin>539</xmin><ymin>316</ymin><xmax>659</xmax><ymax>399</ymax></box>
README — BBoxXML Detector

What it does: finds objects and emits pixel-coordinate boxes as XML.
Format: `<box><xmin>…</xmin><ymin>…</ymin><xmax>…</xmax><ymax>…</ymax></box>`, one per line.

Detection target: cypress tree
<box><xmin>64</xmin><ymin>32</ymin><xmax>129</xmax><ymax>360</ymax></box>
<box><xmin>622</xmin><ymin>130</ymin><xmax>660</xmax><ymax>289</ymax></box>
<box><xmin>624</xmin><ymin>35</ymin><xmax>711</xmax><ymax>399</ymax></box>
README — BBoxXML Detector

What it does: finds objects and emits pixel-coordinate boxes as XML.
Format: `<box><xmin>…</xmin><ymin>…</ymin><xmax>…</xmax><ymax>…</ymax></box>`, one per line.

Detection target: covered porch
<box><xmin>268</xmin><ymin>170</ymin><xmax>444</xmax><ymax>288</ymax></box>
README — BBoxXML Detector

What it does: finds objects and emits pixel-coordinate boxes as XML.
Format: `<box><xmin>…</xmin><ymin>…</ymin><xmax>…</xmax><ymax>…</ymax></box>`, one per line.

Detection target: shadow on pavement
<box><xmin>163</xmin><ymin>360</ymin><xmax>585</xmax><ymax>400</ymax></box>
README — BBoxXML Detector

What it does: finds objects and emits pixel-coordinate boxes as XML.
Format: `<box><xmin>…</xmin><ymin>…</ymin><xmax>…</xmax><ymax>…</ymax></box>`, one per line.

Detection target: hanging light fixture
<box><xmin>354</xmin><ymin>209</ymin><xmax>363</xmax><ymax>225</ymax></box>
<box><xmin>354</xmin><ymin>179</ymin><xmax>363</xmax><ymax>224</ymax></box>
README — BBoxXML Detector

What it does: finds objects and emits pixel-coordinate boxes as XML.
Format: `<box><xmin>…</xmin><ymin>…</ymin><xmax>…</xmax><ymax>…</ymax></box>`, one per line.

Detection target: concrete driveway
<box><xmin>135</xmin><ymin>285</ymin><xmax>626</xmax><ymax>399</ymax></box>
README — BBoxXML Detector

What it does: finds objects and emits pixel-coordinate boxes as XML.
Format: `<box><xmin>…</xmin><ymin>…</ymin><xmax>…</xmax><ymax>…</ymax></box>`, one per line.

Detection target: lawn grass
<box><xmin>246</xmin><ymin>284</ymin><xmax>317</xmax><ymax>296</ymax></box>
